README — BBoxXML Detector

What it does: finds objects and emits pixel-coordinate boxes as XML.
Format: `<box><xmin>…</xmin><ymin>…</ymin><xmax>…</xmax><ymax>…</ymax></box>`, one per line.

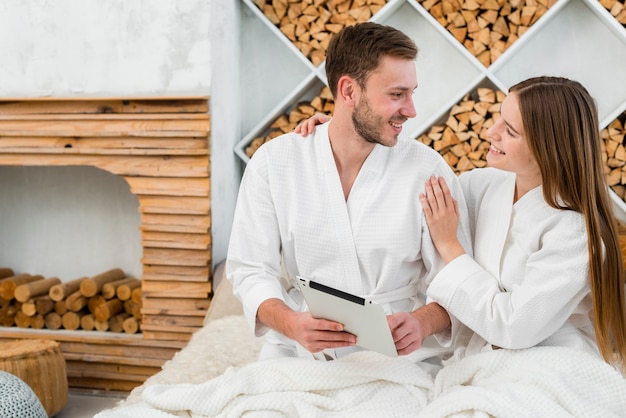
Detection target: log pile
<box><xmin>602</xmin><ymin>111</ymin><xmax>626</xmax><ymax>201</ymax></box>
<box><xmin>254</xmin><ymin>0</ymin><xmax>557</xmax><ymax>68</ymax></box>
<box><xmin>417</xmin><ymin>86</ymin><xmax>503</xmax><ymax>174</ymax></box>
<box><xmin>0</xmin><ymin>267</ymin><xmax>142</xmax><ymax>334</ymax></box>
<box><xmin>599</xmin><ymin>0</ymin><xmax>626</xmax><ymax>26</ymax></box>
<box><xmin>420</xmin><ymin>0</ymin><xmax>557</xmax><ymax>66</ymax></box>
<box><xmin>245</xmin><ymin>85</ymin><xmax>335</xmax><ymax>157</ymax></box>
<box><xmin>252</xmin><ymin>0</ymin><xmax>388</xmax><ymax>66</ymax></box>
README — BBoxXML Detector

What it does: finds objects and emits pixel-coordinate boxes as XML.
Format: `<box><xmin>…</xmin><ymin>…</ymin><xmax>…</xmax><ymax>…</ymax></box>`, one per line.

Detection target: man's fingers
<box><xmin>311</xmin><ymin>318</ymin><xmax>357</xmax><ymax>343</ymax></box>
<box><xmin>312</xmin><ymin>317</ymin><xmax>345</xmax><ymax>332</ymax></box>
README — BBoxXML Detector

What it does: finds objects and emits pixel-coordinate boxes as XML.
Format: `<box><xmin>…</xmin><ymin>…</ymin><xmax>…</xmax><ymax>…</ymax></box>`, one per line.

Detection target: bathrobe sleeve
<box><xmin>427</xmin><ymin>169</ymin><xmax>590</xmax><ymax>350</ymax></box>
<box><xmin>225</xmin><ymin>145</ymin><xmax>286</xmax><ymax>337</ymax></box>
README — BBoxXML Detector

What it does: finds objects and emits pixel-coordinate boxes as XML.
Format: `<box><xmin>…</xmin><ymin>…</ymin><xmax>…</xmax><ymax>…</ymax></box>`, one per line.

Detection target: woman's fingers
<box><xmin>437</xmin><ymin>176</ymin><xmax>454</xmax><ymax>207</ymax></box>
<box><xmin>293</xmin><ymin>113</ymin><xmax>331</xmax><ymax>136</ymax></box>
<box><xmin>419</xmin><ymin>193</ymin><xmax>432</xmax><ymax>217</ymax></box>
<box><xmin>437</xmin><ymin>176</ymin><xmax>459</xmax><ymax>216</ymax></box>
<box><xmin>431</xmin><ymin>176</ymin><xmax>446</xmax><ymax>206</ymax></box>
<box><xmin>421</xmin><ymin>176</ymin><xmax>458</xmax><ymax>218</ymax></box>
<box><xmin>426</xmin><ymin>176</ymin><xmax>446</xmax><ymax>208</ymax></box>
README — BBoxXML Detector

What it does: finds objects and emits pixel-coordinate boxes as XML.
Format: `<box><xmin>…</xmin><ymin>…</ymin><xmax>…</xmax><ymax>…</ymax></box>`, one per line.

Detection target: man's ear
<box><xmin>336</xmin><ymin>75</ymin><xmax>358</xmax><ymax>108</ymax></box>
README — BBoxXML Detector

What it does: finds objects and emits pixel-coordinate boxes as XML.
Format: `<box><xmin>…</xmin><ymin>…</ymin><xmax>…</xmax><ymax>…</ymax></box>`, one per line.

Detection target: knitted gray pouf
<box><xmin>0</xmin><ymin>371</ymin><xmax>47</xmax><ymax>418</ymax></box>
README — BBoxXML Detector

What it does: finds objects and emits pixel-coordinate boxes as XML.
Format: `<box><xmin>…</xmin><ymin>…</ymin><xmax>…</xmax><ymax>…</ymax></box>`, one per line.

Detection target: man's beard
<box><xmin>352</xmin><ymin>95</ymin><xmax>386</xmax><ymax>146</ymax></box>
<box><xmin>352</xmin><ymin>95</ymin><xmax>402</xmax><ymax>147</ymax></box>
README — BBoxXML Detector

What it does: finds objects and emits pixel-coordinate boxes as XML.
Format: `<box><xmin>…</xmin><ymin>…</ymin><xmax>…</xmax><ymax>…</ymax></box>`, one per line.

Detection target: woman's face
<box><xmin>486</xmin><ymin>91</ymin><xmax>541</xmax><ymax>182</ymax></box>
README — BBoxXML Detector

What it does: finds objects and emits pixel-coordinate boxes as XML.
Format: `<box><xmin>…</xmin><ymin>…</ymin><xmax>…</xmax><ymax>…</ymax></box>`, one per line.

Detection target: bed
<box><xmin>94</xmin><ymin>262</ymin><xmax>626</xmax><ymax>418</ymax></box>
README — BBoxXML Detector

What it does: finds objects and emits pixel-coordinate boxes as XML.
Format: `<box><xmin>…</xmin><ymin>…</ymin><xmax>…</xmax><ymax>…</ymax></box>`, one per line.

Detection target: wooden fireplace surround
<box><xmin>0</xmin><ymin>98</ymin><xmax>212</xmax><ymax>391</ymax></box>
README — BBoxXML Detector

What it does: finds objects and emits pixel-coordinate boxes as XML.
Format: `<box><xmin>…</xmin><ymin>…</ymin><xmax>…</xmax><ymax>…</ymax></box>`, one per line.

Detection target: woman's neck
<box><xmin>514</xmin><ymin>175</ymin><xmax>542</xmax><ymax>203</ymax></box>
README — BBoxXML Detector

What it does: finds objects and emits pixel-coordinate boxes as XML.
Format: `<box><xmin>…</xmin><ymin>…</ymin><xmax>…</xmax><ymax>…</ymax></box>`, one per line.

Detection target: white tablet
<box><xmin>295</xmin><ymin>276</ymin><xmax>398</xmax><ymax>357</ymax></box>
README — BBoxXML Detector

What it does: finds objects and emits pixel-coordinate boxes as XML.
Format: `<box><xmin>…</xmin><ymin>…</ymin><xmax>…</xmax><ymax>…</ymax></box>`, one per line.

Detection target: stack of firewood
<box><xmin>602</xmin><ymin>112</ymin><xmax>626</xmax><ymax>201</ymax></box>
<box><xmin>417</xmin><ymin>86</ymin><xmax>504</xmax><ymax>174</ymax></box>
<box><xmin>599</xmin><ymin>0</ymin><xmax>626</xmax><ymax>26</ymax></box>
<box><xmin>419</xmin><ymin>0</ymin><xmax>556</xmax><ymax>66</ymax></box>
<box><xmin>245</xmin><ymin>85</ymin><xmax>335</xmax><ymax>157</ymax></box>
<box><xmin>254</xmin><ymin>0</ymin><xmax>626</xmax><ymax>67</ymax></box>
<box><xmin>254</xmin><ymin>0</ymin><xmax>559</xmax><ymax>67</ymax></box>
<box><xmin>0</xmin><ymin>267</ymin><xmax>141</xmax><ymax>334</ymax></box>
<box><xmin>252</xmin><ymin>0</ymin><xmax>387</xmax><ymax>66</ymax></box>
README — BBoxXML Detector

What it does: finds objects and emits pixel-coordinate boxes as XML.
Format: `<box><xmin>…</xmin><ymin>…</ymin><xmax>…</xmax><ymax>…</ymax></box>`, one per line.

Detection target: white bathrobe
<box><xmin>227</xmin><ymin>122</ymin><xmax>472</xmax><ymax>362</ymax></box>
<box><xmin>427</xmin><ymin>167</ymin><xmax>598</xmax><ymax>359</ymax></box>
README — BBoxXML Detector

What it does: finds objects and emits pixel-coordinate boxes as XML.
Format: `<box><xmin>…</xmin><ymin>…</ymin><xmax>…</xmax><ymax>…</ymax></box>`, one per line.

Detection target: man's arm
<box><xmin>387</xmin><ymin>302</ymin><xmax>451</xmax><ymax>356</ymax></box>
<box><xmin>257</xmin><ymin>298</ymin><xmax>357</xmax><ymax>353</ymax></box>
<box><xmin>412</xmin><ymin>301</ymin><xmax>451</xmax><ymax>337</ymax></box>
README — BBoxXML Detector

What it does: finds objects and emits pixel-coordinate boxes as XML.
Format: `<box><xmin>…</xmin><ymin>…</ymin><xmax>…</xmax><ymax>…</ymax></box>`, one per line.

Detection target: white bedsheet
<box><xmin>96</xmin><ymin>346</ymin><xmax>626</xmax><ymax>418</ymax></box>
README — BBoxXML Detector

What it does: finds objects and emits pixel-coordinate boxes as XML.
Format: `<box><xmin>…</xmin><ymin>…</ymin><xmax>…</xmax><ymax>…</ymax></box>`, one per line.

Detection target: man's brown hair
<box><xmin>325</xmin><ymin>22</ymin><xmax>418</xmax><ymax>98</ymax></box>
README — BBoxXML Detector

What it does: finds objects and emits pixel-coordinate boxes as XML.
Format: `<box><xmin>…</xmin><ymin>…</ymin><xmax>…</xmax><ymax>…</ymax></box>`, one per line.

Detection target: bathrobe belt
<box><xmin>366</xmin><ymin>282</ymin><xmax>419</xmax><ymax>306</ymax></box>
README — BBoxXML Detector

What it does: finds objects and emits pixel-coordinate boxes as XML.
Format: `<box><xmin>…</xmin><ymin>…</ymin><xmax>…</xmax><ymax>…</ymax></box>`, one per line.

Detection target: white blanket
<box><xmin>421</xmin><ymin>346</ymin><xmax>626</xmax><ymax>418</ymax></box>
<box><xmin>96</xmin><ymin>351</ymin><xmax>433</xmax><ymax>417</ymax></box>
<box><xmin>96</xmin><ymin>346</ymin><xmax>626</xmax><ymax>418</ymax></box>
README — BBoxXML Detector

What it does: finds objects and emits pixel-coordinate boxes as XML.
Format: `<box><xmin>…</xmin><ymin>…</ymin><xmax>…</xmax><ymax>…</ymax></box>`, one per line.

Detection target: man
<box><xmin>226</xmin><ymin>22</ymin><xmax>471</xmax><ymax>370</ymax></box>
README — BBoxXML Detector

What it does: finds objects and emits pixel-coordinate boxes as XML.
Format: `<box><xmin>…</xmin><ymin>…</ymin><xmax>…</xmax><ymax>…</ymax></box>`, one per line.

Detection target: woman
<box><xmin>296</xmin><ymin>76</ymin><xmax>626</xmax><ymax>370</ymax></box>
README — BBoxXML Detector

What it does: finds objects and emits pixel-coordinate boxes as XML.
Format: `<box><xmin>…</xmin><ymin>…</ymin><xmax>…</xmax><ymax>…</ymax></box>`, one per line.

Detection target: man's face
<box><xmin>352</xmin><ymin>56</ymin><xmax>417</xmax><ymax>147</ymax></box>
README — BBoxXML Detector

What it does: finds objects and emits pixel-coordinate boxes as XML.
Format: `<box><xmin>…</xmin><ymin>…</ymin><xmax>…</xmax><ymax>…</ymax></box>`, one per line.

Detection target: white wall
<box><xmin>0</xmin><ymin>0</ymin><xmax>211</xmax><ymax>97</ymax></box>
<box><xmin>209</xmin><ymin>0</ymin><xmax>242</xmax><ymax>268</ymax></box>
<box><xmin>0</xmin><ymin>0</ymin><xmax>231</xmax><ymax>281</ymax></box>
<box><xmin>0</xmin><ymin>166</ymin><xmax>142</xmax><ymax>280</ymax></box>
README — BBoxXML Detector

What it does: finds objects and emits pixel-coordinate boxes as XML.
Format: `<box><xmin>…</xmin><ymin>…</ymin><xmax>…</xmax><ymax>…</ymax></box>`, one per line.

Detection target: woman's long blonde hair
<box><xmin>511</xmin><ymin>76</ymin><xmax>626</xmax><ymax>370</ymax></box>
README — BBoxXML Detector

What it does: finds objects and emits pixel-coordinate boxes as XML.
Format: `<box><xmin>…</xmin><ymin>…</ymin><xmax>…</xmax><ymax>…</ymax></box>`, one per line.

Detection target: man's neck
<box><xmin>328</xmin><ymin>119</ymin><xmax>375</xmax><ymax>200</ymax></box>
